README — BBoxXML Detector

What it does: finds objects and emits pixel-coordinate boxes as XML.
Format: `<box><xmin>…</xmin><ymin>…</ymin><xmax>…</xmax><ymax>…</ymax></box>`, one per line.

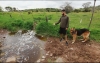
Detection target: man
<box><xmin>55</xmin><ymin>9</ymin><xmax>69</xmax><ymax>45</ymax></box>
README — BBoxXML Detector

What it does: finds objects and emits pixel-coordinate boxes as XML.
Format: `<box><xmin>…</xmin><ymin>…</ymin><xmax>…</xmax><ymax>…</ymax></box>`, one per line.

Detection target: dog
<box><xmin>70</xmin><ymin>27</ymin><xmax>90</xmax><ymax>44</ymax></box>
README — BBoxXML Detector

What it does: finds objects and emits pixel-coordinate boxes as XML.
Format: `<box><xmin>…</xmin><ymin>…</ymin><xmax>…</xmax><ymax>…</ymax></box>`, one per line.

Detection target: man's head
<box><xmin>61</xmin><ymin>9</ymin><xmax>66</xmax><ymax>16</ymax></box>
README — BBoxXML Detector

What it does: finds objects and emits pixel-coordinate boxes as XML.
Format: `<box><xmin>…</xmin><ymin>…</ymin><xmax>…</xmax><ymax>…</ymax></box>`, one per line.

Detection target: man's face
<box><xmin>62</xmin><ymin>11</ymin><xmax>65</xmax><ymax>15</ymax></box>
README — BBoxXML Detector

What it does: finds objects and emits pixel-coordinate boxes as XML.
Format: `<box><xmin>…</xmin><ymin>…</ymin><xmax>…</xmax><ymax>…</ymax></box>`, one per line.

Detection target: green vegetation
<box><xmin>0</xmin><ymin>12</ymin><xmax>100</xmax><ymax>41</ymax></box>
<box><xmin>36</xmin><ymin>22</ymin><xmax>59</xmax><ymax>37</ymax></box>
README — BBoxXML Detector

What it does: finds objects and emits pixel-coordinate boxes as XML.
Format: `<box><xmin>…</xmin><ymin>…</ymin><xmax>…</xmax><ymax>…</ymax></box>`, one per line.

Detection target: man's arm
<box><xmin>66</xmin><ymin>17</ymin><xmax>69</xmax><ymax>29</ymax></box>
<box><xmin>55</xmin><ymin>18</ymin><xmax>61</xmax><ymax>25</ymax></box>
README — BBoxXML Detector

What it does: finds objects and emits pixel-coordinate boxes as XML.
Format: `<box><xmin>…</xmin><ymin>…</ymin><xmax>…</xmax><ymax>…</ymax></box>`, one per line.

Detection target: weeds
<box><xmin>0</xmin><ymin>12</ymin><xmax>100</xmax><ymax>41</ymax></box>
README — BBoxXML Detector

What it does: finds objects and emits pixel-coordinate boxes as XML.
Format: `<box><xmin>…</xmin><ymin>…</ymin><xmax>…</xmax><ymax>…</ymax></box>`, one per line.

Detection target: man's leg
<box><xmin>60</xmin><ymin>34</ymin><xmax>63</xmax><ymax>42</ymax></box>
<box><xmin>64</xmin><ymin>34</ymin><xmax>68</xmax><ymax>45</ymax></box>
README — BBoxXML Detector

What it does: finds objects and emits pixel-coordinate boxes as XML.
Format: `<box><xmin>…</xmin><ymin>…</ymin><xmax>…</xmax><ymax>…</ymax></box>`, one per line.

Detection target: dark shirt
<box><xmin>56</xmin><ymin>15</ymin><xmax>69</xmax><ymax>28</ymax></box>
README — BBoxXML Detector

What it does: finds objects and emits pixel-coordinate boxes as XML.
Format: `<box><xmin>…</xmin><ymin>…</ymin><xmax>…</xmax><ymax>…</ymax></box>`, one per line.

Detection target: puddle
<box><xmin>0</xmin><ymin>30</ymin><xmax>46</xmax><ymax>62</ymax></box>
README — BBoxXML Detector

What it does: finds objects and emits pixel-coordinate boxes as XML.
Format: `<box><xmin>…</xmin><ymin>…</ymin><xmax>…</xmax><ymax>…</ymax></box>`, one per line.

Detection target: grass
<box><xmin>0</xmin><ymin>12</ymin><xmax>100</xmax><ymax>41</ymax></box>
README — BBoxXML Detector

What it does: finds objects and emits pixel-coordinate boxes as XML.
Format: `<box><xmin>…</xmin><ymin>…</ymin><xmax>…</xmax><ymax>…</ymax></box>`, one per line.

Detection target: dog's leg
<box><xmin>82</xmin><ymin>34</ymin><xmax>86</xmax><ymax>42</ymax></box>
<box><xmin>82</xmin><ymin>32</ymin><xmax>90</xmax><ymax>42</ymax></box>
<box><xmin>82</xmin><ymin>37</ymin><xmax>89</xmax><ymax>42</ymax></box>
<box><xmin>83</xmin><ymin>35</ymin><xmax>90</xmax><ymax>42</ymax></box>
<box><xmin>72</xmin><ymin>34</ymin><xmax>77</xmax><ymax>44</ymax></box>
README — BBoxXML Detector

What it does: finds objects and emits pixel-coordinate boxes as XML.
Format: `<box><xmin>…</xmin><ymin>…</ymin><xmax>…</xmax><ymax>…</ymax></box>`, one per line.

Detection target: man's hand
<box><xmin>66</xmin><ymin>28</ymin><xmax>68</xmax><ymax>30</ymax></box>
<box><xmin>53</xmin><ymin>23</ymin><xmax>57</xmax><ymax>25</ymax></box>
<box><xmin>53</xmin><ymin>23</ymin><xmax>55</xmax><ymax>25</ymax></box>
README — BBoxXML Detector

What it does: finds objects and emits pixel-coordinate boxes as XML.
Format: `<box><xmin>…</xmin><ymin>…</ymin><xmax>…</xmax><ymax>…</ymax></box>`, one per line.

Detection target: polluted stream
<box><xmin>0</xmin><ymin>30</ymin><xmax>46</xmax><ymax>62</ymax></box>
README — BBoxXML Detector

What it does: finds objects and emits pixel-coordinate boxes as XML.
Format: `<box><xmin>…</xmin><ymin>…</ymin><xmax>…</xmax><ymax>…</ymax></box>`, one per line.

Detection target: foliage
<box><xmin>0</xmin><ymin>12</ymin><xmax>100</xmax><ymax>41</ymax></box>
<box><xmin>74</xmin><ymin>9</ymin><xmax>81</xmax><ymax>13</ymax></box>
<box><xmin>5</xmin><ymin>6</ymin><xmax>13</xmax><ymax>12</ymax></box>
<box><xmin>82</xmin><ymin>2</ymin><xmax>91</xmax><ymax>12</ymax></box>
<box><xmin>0</xmin><ymin>6</ymin><xmax>3</xmax><ymax>12</ymax></box>
<box><xmin>23</xmin><ymin>8</ymin><xmax>61</xmax><ymax>12</ymax></box>
<box><xmin>36</xmin><ymin>22</ymin><xmax>59</xmax><ymax>37</ymax></box>
<box><xmin>0</xmin><ymin>19</ymin><xmax>33</xmax><ymax>31</ymax></box>
<box><xmin>60</xmin><ymin>2</ymin><xmax>73</xmax><ymax>13</ymax></box>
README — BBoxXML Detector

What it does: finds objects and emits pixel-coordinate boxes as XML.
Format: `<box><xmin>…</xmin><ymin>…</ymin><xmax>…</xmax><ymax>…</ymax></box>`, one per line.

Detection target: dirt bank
<box><xmin>43</xmin><ymin>37</ymin><xmax>100</xmax><ymax>62</ymax></box>
<box><xmin>1</xmin><ymin>30</ymin><xmax>100</xmax><ymax>62</ymax></box>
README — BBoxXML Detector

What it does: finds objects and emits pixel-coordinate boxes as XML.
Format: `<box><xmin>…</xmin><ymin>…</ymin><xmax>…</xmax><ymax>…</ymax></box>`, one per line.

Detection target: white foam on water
<box><xmin>0</xmin><ymin>30</ymin><xmax>43</xmax><ymax>62</ymax></box>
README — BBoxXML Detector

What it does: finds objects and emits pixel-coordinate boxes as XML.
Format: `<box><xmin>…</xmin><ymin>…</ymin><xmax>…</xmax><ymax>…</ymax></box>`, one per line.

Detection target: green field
<box><xmin>0</xmin><ymin>12</ymin><xmax>100</xmax><ymax>41</ymax></box>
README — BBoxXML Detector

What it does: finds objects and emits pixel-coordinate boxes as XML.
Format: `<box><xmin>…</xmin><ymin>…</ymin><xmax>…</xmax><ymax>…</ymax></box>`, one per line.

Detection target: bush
<box><xmin>1</xmin><ymin>19</ymin><xmax>33</xmax><ymax>31</ymax></box>
<box><xmin>74</xmin><ymin>9</ymin><xmax>81</xmax><ymax>13</ymax></box>
<box><xmin>23</xmin><ymin>21</ymin><xmax>33</xmax><ymax>30</ymax></box>
<box><xmin>36</xmin><ymin>22</ymin><xmax>59</xmax><ymax>37</ymax></box>
<box><xmin>36</xmin><ymin>22</ymin><xmax>71</xmax><ymax>37</ymax></box>
<box><xmin>11</xmin><ymin>20</ymin><xmax>23</xmax><ymax>27</ymax></box>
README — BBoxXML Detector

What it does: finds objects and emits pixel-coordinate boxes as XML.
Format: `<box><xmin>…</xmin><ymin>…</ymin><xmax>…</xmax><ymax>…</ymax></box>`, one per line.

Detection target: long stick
<box><xmin>88</xmin><ymin>0</ymin><xmax>96</xmax><ymax>29</ymax></box>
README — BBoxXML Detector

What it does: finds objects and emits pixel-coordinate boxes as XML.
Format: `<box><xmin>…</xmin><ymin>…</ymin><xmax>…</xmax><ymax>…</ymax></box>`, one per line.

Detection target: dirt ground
<box><xmin>1</xmin><ymin>30</ymin><xmax>100</xmax><ymax>62</ymax></box>
<box><xmin>43</xmin><ymin>37</ymin><xmax>100</xmax><ymax>62</ymax></box>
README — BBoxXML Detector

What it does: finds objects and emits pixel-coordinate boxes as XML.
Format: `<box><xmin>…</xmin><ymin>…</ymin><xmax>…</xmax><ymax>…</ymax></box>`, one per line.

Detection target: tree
<box><xmin>28</xmin><ymin>11</ymin><xmax>32</xmax><ymax>14</ymax></box>
<box><xmin>46</xmin><ymin>8</ymin><xmax>50</xmax><ymax>12</ymax></box>
<box><xmin>36</xmin><ymin>9</ymin><xmax>38</xmax><ymax>12</ymax></box>
<box><xmin>0</xmin><ymin>6</ymin><xmax>3</xmax><ymax>12</ymax></box>
<box><xmin>74</xmin><ymin>9</ymin><xmax>81</xmax><ymax>13</ymax></box>
<box><xmin>82</xmin><ymin>2</ymin><xmax>91</xmax><ymax>12</ymax></box>
<box><xmin>12</xmin><ymin>7</ymin><xmax>17</xmax><ymax>12</ymax></box>
<box><xmin>60</xmin><ymin>2</ymin><xmax>73</xmax><ymax>13</ymax></box>
<box><xmin>5</xmin><ymin>6</ymin><xmax>12</xmax><ymax>12</ymax></box>
<box><xmin>96</xmin><ymin>5</ymin><xmax>100</xmax><ymax>11</ymax></box>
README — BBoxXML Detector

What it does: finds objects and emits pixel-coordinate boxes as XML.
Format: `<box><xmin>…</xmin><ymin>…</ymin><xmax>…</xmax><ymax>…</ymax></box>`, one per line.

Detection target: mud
<box><xmin>1</xmin><ymin>29</ymin><xmax>100</xmax><ymax>62</ymax></box>
<box><xmin>43</xmin><ymin>37</ymin><xmax>100</xmax><ymax>62</ymax></box>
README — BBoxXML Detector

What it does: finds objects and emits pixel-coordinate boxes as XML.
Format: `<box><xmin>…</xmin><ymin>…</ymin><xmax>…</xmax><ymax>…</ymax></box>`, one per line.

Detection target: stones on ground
<box><xmin>46</xmin><ymin>51</ymin><xmax>50</xmax><ymax>56</ymax></box>
<box><xmin>37</xmin><ymin>55</ymin><xmax>46</xmax><ymax>62</ymax></box>
<box><xmin>40</xmin><ymin>47</ymin><xmax>43</xmax><ymax>50</ymax></box>
<box><xmin>65</xmin><ymin>55</ymin><xmax>68</xmax><ymax>58</ymax></box>
<box><xmin>41</xmin><ymin>58</ymin><xmax>45</xmax><ymax>61</ymax></box>
<box><xmin>55</xmin><ymin>57</ymin><xmax>65</xmax><ymax>62</ymax></box>
<box><xmin>49</xmin><ymin>41</ymin><xmax>52</xmax><ymax>43</ymax></box>
<box><xmin>42</xmin><ymin>56</ymin><xmax>45</xmax><ymax>59</ymax></box>
<box><xmin>0</xmin><ymin>52</ymin><xmax>5</xmax><ymax>56</ymax></box>
<box><xmin>6</xmin><ymin>56</ymin><xmax>17</xmax><ymax>62</ymax></box>
<box><xmin>46</xmin><ymin>53</ymin><xmax>49</xmax><ymax>56</ymax></box>
<box><xmin>88</xmin><ymin>44</ymin><xmax>91</xmax><ymax>46</ymax></box>
<box><xmin>50</xmin><ymin>53</ymin><xmax>53</xmax><ymax>57</ymax></box>
<box><xmin>69</xmin><ymin>48</ymin><xmax>74</xmax><ymax>50</ymax></box>
<box><xmin>37</xmin><ymin>59</ymin><xmax>41</xmax><ymax>62</ymax></box>
<box><xmin>42</xmin><ymin>36</ymin><xmax>43</xmax><ymax>37</ymax></box>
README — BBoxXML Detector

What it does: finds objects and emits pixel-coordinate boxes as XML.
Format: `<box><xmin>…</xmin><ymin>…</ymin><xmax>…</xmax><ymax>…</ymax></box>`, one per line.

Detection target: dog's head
<box><xmin>70</xmin><ymin>27</ymin><xmax>77</xmax><ymax>35</ymax></box>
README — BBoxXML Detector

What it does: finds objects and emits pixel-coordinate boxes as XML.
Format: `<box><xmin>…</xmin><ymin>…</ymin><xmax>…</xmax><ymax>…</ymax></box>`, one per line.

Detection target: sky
<box><xmin>0</xmin><ymin>0</ymin><xmax>100</xmax><ymax>10</ymax></box>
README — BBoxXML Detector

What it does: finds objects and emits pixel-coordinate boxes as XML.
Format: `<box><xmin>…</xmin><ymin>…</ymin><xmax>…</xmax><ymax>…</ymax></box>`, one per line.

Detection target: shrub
<box><xmin>23</xmin><ymin>21</ymin><xmax>33</xmax><ymax>30</ymax></box>
<box><xmin>36</xmin><ymin>22</ymin><xmax>71</xmax><ymax>37</ymax></box>
<box><xmin>11</xmin><ymin>20</ymin><xmax>23</xmax><ymax>27</ymax></box>
<box><xmin>36</xmin><ymin>22</ymin><xmax>59</xmax><ymax>37</ymax></box>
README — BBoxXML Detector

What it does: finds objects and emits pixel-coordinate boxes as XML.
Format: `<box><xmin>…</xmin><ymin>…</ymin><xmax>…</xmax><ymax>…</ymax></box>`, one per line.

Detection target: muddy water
<box><xmin>0</xmin><ymin>30</ymin><xmax>46</xmax><ymax>62</ymax></box>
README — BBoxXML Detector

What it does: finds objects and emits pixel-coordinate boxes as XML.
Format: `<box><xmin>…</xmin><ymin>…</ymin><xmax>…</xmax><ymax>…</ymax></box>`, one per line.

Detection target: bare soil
<box><xmin>1</xmin><ymin>30</ymin><xmax>100</xmax><ymax>62</ymax></box>
<box><xmin>43</xmin><ymin>37</ymin><xmax>100</xmax><ymax>62</ymax></box>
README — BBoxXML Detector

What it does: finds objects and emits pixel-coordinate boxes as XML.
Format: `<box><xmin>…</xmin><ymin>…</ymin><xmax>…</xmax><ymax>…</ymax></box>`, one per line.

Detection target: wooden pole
<box><xmin>88</xmin><ymin>0</ymin><xmax>96</xmax><ymax>29</ymax></box>
<box><xmin>46</xmin><ymin>16</ymin><xmax>48</xmax><ymax>22</ymax></box>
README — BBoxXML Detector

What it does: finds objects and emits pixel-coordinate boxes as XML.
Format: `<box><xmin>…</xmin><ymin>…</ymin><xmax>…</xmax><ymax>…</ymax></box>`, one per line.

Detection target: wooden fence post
<box><xmin>88</xmin><ymin>0</ymin><xmax>96</xmax><ymax>29</ymax></box>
